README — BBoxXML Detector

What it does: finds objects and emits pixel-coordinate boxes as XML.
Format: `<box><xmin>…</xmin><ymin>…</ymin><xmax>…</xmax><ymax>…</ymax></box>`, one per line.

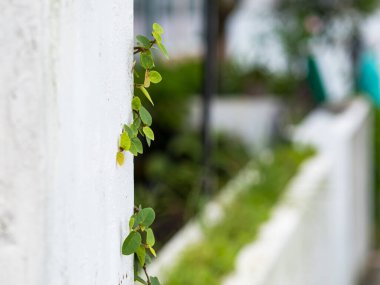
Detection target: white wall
<box><xmin>190</xmin><ymin>97</ymin><xmax>283</xmax><ymax>150</ymax></box>
<box><xmin>0</xmin><ymin>1</ymin><xmax>134</xmax><ymax>284</ymax></box>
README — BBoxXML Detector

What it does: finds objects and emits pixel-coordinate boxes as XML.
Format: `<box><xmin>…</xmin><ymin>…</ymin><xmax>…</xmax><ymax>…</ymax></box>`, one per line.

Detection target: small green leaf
<box><xmin>116</xmin><ymin>151</ymin><xmax>124</xmax><ymax>166</ymax></box>
<box><xmin>140</xmin><ymin>51</ymin><xmax>154</xmax><ymax>69</ymax></box>
<box><xmin>136</xmin><ymin>245</ymin><xmax>146</xmax><ymax>267</ymax></box>
<box><xmin>136</xmin><ymin>35</ymin><xmax>151</xmax><ymax>48</ymax></box>
<box><xmin>143</xmin><ymin>126</ymin><xmax>155</xmax><ymax>141</ymax></box>
<box><xmin>131</xmin><ymin>137</ymin><xmax>143</xmax><ymax>155</ymax></box>
<box><xmin>124</xmin><ymin>125</ymin><xmax>133</xmax><ymax>138</ymax></box>
<box><xmin>139</xmin><ymin>86</ymin><xmax>154</xmax><ymax>106</ymax></box>
<box><xmin>157</xmin><ymin>42</ymin><xmax>169</xmax><ymax>59</ymax></box>
<box><xmin>130</xmin><ymin>125</ymin><xmax>138</xmax><ymax>137</ymax></box>
<box><xmin>149</xmin><ymin>71</ymin><xmax>162</xmax><ymax>84</ymax></box>
<box><xmin>137</xmin><ymin>208</ymin><xmax>155</xmax><ymax>227</ymax></box>
<box><xmin>129</xmin><ymin>216</ymin><xmax>135</xmax><ymax>230</ymax></box>
<box><xmin>119</xmin><ymin>131</ymin><xmax>131</xmax><ymax>150</ymax></box>
<box><xmin>150</xmin><ymin>276</ymin><xmax>161</xmax><ymax>285</ymax></box>
<box><xmin>148</xmin><ymin>246</ymin><xmax>156</xmax><ymax>257</ymax></box>
<box><xmin>134</xmin><ymin>256</ymin><xmax>139</xmax><ymax>277</ymax></box>
<box><xmin>146</xmin><ymin>136</ymin><xmax>151</xmax><ymax>147</ymax></box>
<box><xmin>146</xmin><ymin>228</ymin><xmax>155</xmax><ymax>246</ymax></box>
<box><xmin>132</xmin><ymin>97</ymin><xmax>141</xmax><ymax>111</ymax></box>
<box><xmin>153</xmin><ymin>23</ymin><xmax>164</xmax><ymax>34</ymax></box>
<box><xmin>135</xmin><ymin>276</ymin><xmax>147</xmax><ymax>285</ymax></box>
<box><xmin>134</xmin><ymin>69</ymin><xmax>140</xmax><ymax>78</ymax></box>
<box><xmin>122</xmin><ymin>231</ymin><xmax>141</xmax><ymax>255</ymax></box>
<box><xmin>152</xmin><ymin>31</ymin><xmax>162</xmax><ymax>44</ymax></box>
<box><xmin>134</xmin><ymin>118</ymin><xmax>141</xmax><ymax>129</ymax></box>
<box><xmin>139</xmin><ymin>106</ymin><xmax>152</xmax><ymax>126</ymax></box>
<box><xmin>129</xmin><ymin>144</ymin><xmax>138</xmax><ymax>156</ymax></box>
<box><xmin>145</xmin><ymin>253</ymin><xmax>152</xmax><ymax>265</ymax></box>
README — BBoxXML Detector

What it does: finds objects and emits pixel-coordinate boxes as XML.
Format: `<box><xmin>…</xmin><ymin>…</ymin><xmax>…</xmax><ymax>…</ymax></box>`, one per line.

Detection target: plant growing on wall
<box><xmin>116</xmin><ymin>22</ymin><xmax>168</xmax><ymax>166</ymax></box>
<box><xmin>118</xmin><ymin>23</ymin><xmax>168</xmax><ymax>285</ymax></box>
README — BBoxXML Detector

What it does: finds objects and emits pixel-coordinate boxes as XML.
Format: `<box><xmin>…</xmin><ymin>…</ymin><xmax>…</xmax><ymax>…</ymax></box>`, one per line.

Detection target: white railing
<box><xmin>224</xmin><ymin>98</ymin><xmax>373</xmax><ymax>285</ymax></box>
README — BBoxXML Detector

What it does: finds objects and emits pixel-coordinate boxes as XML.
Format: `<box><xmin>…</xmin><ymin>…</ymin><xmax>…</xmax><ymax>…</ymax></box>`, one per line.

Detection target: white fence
<box><xmin>224</xmin><ymin>98</ymin><xmax>373</xmax><ymax>285</ymax></box>
<box><xmin>151</xmin><ymin>98</ymin><xmax>373</xmax><ymax>285</ymax></box>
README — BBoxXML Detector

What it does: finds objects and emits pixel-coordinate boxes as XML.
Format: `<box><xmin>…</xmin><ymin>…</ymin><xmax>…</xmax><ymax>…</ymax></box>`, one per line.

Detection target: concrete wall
<box><xmin>0</xmin><ymin>1</ymin><xmax>134</xmax><ymax>284</ymax></box>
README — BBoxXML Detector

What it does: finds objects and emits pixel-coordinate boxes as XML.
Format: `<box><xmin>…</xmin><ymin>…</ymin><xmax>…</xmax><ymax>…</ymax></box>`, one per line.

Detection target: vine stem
<box><xmin>134</xmin><ymin>40</ymin><xmax>156</xmax><ymax>55</ymax></box>
<box><xmin>143</xmin><ymin>265</ymin><xmax>151</xmax><ymax>285</ymax></box>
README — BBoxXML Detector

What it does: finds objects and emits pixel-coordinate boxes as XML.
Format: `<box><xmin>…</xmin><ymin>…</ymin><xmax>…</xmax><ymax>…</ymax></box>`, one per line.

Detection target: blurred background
<box><xmin>133</xmin><ymin>0</ymin><xmax>380</xmax><ymax>284</ymax></box>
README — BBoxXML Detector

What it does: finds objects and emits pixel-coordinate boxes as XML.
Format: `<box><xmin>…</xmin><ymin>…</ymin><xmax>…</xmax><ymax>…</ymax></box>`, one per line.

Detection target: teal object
<box><xmin>357</xmin><ymin>51</ymin><xmax>380</xmax><ymax>107</ymax></box>
<box><xmin>307</xmin><ymin>55</ymin><xmax>328</xmax><ymax>104</ymax></box>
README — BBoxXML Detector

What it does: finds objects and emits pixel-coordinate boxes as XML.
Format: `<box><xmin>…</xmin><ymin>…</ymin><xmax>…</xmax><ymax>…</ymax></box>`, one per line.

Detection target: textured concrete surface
<box><xmin>0</xmin><ymin>0</ymin><xmax>134</xmax><ymax>284</ymax></box>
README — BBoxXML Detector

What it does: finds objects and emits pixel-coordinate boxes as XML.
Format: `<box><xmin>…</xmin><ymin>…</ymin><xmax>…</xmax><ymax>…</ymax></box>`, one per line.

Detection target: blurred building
<box><xmin>135</xmin><ymin>0</ymin><xmax>204</xmax><ymax>58</ymax></box>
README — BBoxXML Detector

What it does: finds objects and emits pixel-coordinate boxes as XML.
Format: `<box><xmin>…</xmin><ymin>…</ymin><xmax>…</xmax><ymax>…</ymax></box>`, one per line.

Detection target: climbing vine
<box><xmin>118</xmin><ymin>23</ymin><xmax>169</xmax><ymax>285</ymax></box>
<box><xmin>116</xmin><ymin>22</ymin><xmax>168</xmax><ymax>165</ymax></box>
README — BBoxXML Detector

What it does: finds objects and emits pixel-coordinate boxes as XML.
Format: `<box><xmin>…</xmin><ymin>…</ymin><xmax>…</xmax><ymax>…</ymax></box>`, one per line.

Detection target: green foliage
<box><xmin>150</xmin><ymin>276</ymin><xmax>161</xmax><ymax>285</ymax></box>
<box><xmin>123</xmin><ymin>207</ymin><xmax>159</xmax><ymax>284</ymax></box>
<box><xmin>119</xmin><ymin>23</ymin><xmax>168</xmax><ymax>285</ymax></box>
<box><xmin>135</xmin><ymin>133</ymin><xmax>252</xmax><ymax>248</ymax></box>
<box><xmin>132</xmin><ymin>97</ymin><xmax>142</xmax><ymax>111</ymax></box>
<box><xmin>165</xmin><ymin>146</ymin><xmax>314</xmax><ymax>285</ymax></box>
<box><xmin>149</xmin><ymin>71</ymin><xmax>162</xmax><ymax>84</ymax></box>
<box><xmin>117</xmin><ymin>22</ymin><xmax>168</xmax><ymax>166</ymax></box>
<box><xmin>139</xmin><ymin>106</ymin><xmax>152</xmax><ymax>126</ymax></box>
<box><xmin>122</xmin><ymin>231</ymin><xmax>141</xmax><ymax>255</ymax></box>
<box><xmin>143</xmin><ymin>127</ymin><xmax>155</xmax><ymax>141</ymax></box>
<box><xmin>120</xmin><ymin>131</ymin><xmax>131</xmax><ymax>151</ymax></box>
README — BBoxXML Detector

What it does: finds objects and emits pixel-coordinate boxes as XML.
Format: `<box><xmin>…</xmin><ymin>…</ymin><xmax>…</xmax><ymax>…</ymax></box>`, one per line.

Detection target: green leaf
<box><xmin>149</xmin><ymin>71</ymin><xmax>162</xmax><ymax>84</ymax></box>
<box><xmin>139</xmin><ymin>106</ymin><xmax>152</xmax><ymax>126</ymax></box>
<box><xmin>131</xmin><ymin>137</ymin><xmax>143</xmax><ymax>155</ymax></box>
<box><xmin>148</xmin><ymin>246</ymin><xmax>156</xmax><ymax>257</ymax></box>
<box><xmin>119</xmin><ymin>131</ymin><xmax>131</xmax><ymax>150</ymax></box>
<box><xmin>143</xmin><ymin>126</ymin><xmax>155</xmax><ymax>141</ymax></box>
<box><xmin>135</xmin><ymin>276</ymin><xmax>147</xmax><ymax>285</ymax></box>
<box><xmin>146</xmin><ymin>228</ymin><xmax>155</xmax><ymax>246</ymax></box>
<box><xmin>134</xmin><ymin>118</ymin><xmax>142</xmax><ymax>128</ymax></box>
<box><xmin>146</xmin><ymin>136</ymin><xmax>151</xmax><ymax>147</ymax></box>
<box><xmin>132</xmin><ymin>97</ymin><xmax>141</xmax><ymax>111</ymax></box>
<box><xmin>136</xmin><ymin>35</ymin><xmax>151</xmax><ymax>48</ymax></box>
<box><xmin>157</xmin><ymin>42</ymin><xmax>169</xmax><ymax>59</ymax></box>
<box><xmin>152</xmin><ymin>31</ymin><xmax>162</xmax><ymax>44</ymax></box>
<box><xmin>122</xmin><ymin>231</ymin><xmax>141</xmax><ymax>255</ymax></box>
<box><xmin>116</xmin><ymin>151</ymin><xmax>124</xmax><ymax>166</ymax></box>
<box><xmin>153</xmin><ymin>23</ymin><xmax>164</xmax><ymax>34</ymax></box>
<box><xmin>129</xmin><ymin>143</ymin><xmax>138</xmax><ymax>156</ymax></box>
<box><xmin>129</xmin><ymin>118</ymin><xmax>140</xmax><ymax>137</ymax></box>
<box><xmin>150</xmin><ymin>276</ymin><xmax>161</xmax><ymax>285</ymax></box>
<box><xmin>139</xmin><ymin>86</ymin><xmax>154</xmax><ymax>105</ymax></box>
<box><xmin>134</xmin><ymin>69</ymin><xmax>140</xmax><ymax>78</ymax></box>
<box><xmin>145</xmin><ymin>253</ymin><xmax>152</xmax><ymax>265</ymax></box>
<box><xmin>124</xmin><ymin>119</ymin><xmax>141</xmax><ymax>139</ymax></box>
<box><xmin>136</xmin><ymin>208</ymin><xmax>155</xmax><ymax>227</ymax></box>
<box><xmin>136</xmin><ymin>245</ymin><xmax>146</xmax><ymax>267</ymax></box>
<box><xmin>124</xmin><ymin>125</ymin><xmax>133</xmax><ymax>138</ymax></box>
<box><xmin>134</xmin><ymin>256</ymin><xmax>140</xmax><ymax>277</ymax></box>
<box><xmin>140</xmin><ymin>51</ymin><xmax>154</xmax><ymax>69</ymax></box>
<box><xmin>129</xmin><ymin>216</ymin><xmax>135</xmax><ymax>230</ymax></box>
<box><xmin>130</xmin><ymin>125</ymin><xmax>138</xmax><ymax>137</ymax></box>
